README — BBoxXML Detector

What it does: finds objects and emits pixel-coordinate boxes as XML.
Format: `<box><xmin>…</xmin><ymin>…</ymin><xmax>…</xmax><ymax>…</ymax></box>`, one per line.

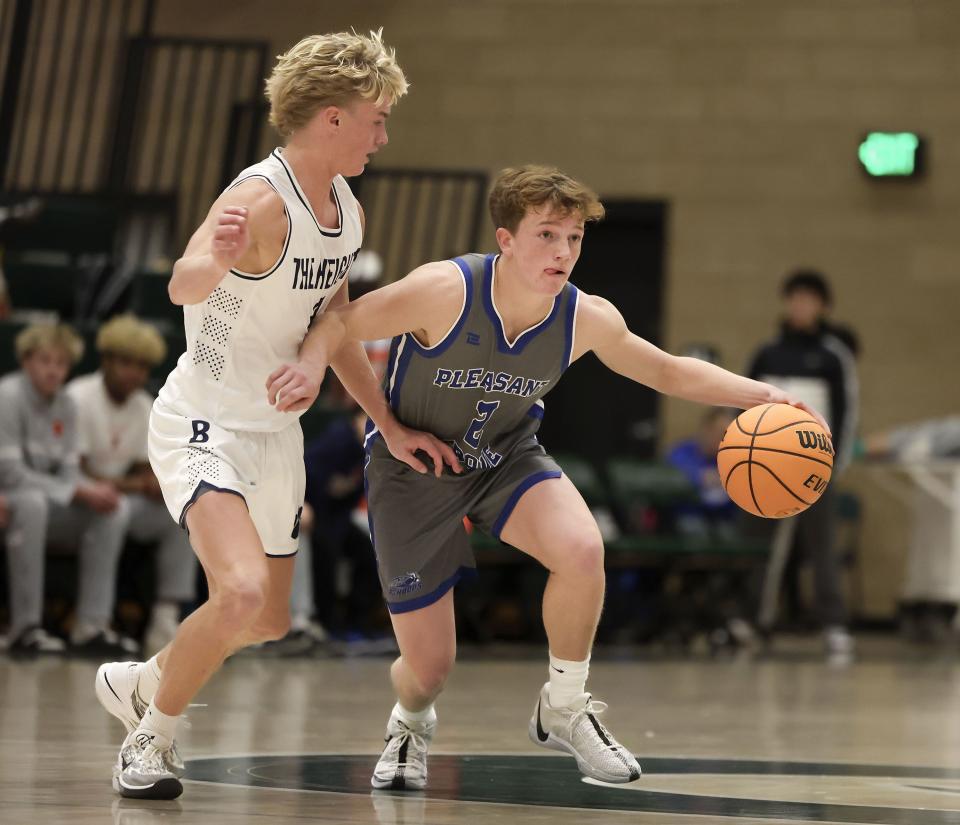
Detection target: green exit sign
<box><xmin>858</xmin><ymin>132</ymin><xmax>924</xmax><ymax>178</ymax></box>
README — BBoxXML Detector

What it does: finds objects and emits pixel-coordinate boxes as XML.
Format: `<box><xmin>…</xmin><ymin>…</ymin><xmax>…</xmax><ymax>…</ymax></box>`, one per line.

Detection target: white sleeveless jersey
<box><xmin>159</xmin><ymin>148</ymin><xmax>362</xmax><ymax>432</ymax></box>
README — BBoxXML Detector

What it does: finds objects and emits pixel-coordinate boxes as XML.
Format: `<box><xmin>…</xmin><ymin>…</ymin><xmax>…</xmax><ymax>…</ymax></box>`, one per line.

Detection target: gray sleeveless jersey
<box><xmin>367</xmin><ymin>253</ymin><xmax>579</xmax><ymax>471</ymax></box>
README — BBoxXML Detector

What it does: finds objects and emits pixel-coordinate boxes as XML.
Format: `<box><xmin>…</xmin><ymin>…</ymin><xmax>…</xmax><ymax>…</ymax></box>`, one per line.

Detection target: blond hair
<box><xmin>15</xmin><ymin>322</ymin><xmax>84</xmax><ymax>364</ymax></box>
<box><xmin>266</xmin><ymin>29</ymin><xmax>409</xmax><ymax>137</ymax></box>
<box><xmin>489</xmin><ymin>165</ymin><xmax>605</xmax><ymax>233</ymax></box>
<box><xmin>96</xmin><ymin>314</ymin><xmax>166</xmax><ymax>366</ymax></box>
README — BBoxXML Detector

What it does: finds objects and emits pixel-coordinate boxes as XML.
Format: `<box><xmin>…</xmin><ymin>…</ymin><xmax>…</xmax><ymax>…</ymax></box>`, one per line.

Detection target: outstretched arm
<box><xmin>265</xmin><ymin>260</ymin><xmax>466</xmax><ymax>475</ymax></box>
<box><xmin>266</xmin><ymin>260</ymin><xmax>464</xmax><ymax>410</ymax></box>
<box><xmin>320</xmin><ymin>282</ymin><xmax>463</xmax><ymax>476</ymax></box>
<box><xmin>301</xmin><ymin>260</ymin><xmax>465</xmax><ymax>367</ymax></box>
<box><xmin>576</xmin><ymin>293</ymin><xmax>831</xmax><ymax>432</ymax></box>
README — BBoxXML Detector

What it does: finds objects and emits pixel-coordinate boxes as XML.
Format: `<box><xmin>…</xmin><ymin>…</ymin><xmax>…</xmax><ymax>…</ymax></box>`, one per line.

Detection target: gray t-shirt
<box><xmin>0</xmin><ymin>370</ymin><xmax>80</xmax><ymax>504</ymax></box>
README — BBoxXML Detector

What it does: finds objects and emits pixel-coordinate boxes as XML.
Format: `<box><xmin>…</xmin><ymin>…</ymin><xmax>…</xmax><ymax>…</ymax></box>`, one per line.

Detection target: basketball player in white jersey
<box><xmin>94</xmin><ymin>30</ymin><xmax>459</xmax><ymax>800</ymax></box>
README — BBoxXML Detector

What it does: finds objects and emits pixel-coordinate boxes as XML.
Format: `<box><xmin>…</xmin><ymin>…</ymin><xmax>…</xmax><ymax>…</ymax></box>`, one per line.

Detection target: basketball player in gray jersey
<box><xmin>308</xmin><ymin>166</ymin><xmax>829</xmax><ymax>789</ymax></box>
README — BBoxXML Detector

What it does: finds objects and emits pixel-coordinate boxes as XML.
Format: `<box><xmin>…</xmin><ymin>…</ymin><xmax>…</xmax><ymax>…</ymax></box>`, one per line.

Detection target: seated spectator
<box><xmin>863</xmin><ymin>416</ymin><xmax>960</xmax><ymax>461</ymax></box>
<box><xmin>304</xmin><ymin>406</ymin><xmax>382</xmax><ymax>636</ymax></box>
<box><xmin>67</xmin><ymin>314</ymin><xmax>197</xmax><ymax>652</ymax></box>
<box><xmin>666</xmin><ymin>408</ymin><xmax>738</xmax><ymax>537</ymax></box>
<box><xmin>663</xmin><ymin>408</ymin><xmax>761</xmax><ymax>649</ymax></box>
<box><xmin>0</xmin><ymin>323</ymin><xmax>135</xmax><ymax>655</ymax></box>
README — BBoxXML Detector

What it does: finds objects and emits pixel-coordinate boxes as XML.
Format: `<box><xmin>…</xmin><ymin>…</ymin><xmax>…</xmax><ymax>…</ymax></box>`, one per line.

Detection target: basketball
<box><xmin>717</xmin><ymin>403</ymin><xmax>834</xmax><ymax>519</ymax></box>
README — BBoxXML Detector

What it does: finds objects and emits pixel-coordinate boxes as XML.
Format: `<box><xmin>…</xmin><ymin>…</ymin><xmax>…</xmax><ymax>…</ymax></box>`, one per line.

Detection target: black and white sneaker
<box><xmin>113</xmin><ymin>731</ymin><xmax>182</xmax><ymax>800</ymax></box>
<box><xmin>7</xmin><ymin>626</ymin><xmax>67</xmax><ymax>655</ymax></box>
<box><xmin>371</xmin><ymin>706</ymin><xmax>436</xmax><ymax>790</ymax></box>
<box><xmin>259</xmin><ymin>629</ymin><xmax>317</xmax><ymax>657</ymax></box>
<box><xmin>72</xmin><ymin>629</ymin><xmax>140</xmax><ymax>658</ymax></box>
<box><xmin>96</xmin><ymin>661</ymin><xmax>185</xmax><ymax>777</ymax></box>
<box><xmin>529</xmin><ymin>683</ymin><xmax>641</xmax><ymax>783</ymax></box>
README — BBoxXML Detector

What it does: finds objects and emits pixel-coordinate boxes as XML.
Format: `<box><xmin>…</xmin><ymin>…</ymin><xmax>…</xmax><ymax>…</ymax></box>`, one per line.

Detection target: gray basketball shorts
<box><xmin>363</xmin><ymin>435</ymin><xmax>562</xmax><ymax>614</ymax></box>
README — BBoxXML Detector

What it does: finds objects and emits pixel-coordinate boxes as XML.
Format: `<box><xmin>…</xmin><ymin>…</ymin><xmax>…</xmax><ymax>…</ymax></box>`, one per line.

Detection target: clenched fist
<box><xmin>211</xmin><ymin>206</ymin><xmax>251</xmax><ymax>271</ymax></box>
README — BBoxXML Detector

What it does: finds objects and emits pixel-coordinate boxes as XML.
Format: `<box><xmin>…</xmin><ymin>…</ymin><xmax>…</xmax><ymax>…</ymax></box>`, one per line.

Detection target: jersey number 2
<box><xmin>463</xmin><ymin>400</ymin><xmax>500</xmax><ymax>449</ymax></box>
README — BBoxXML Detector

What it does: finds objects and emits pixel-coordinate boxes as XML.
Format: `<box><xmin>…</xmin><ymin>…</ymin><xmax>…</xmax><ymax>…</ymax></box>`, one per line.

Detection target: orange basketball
<box><xmin>716</xmin><ymin>403</ymin><xmax>834</xmax><ymax>519</ymax></box>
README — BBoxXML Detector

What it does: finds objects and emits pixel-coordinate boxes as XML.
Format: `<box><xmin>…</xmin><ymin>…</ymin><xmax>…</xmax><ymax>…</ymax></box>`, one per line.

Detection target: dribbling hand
<box><xmin>211</xmin><ymin>206</ymin><xmax>250</xmax><ymax>271</ymax></box>
<box><xmin>770</xmin><ymin>391</ymin><xmax>831</xmax><ymax>437</ymax></box>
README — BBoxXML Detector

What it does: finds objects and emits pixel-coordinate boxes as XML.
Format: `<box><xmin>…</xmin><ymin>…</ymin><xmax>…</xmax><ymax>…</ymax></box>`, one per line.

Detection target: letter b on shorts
<box><xmin>189</xmin><ymin>420</ymin><xmax>211</xmax><ymax>444</ymax></box>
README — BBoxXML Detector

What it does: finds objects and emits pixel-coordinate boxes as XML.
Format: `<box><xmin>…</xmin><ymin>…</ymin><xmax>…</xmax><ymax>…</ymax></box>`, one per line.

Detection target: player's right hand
<box><xmin>267</xmin><ymin>359</ymin><xmax>326</xmax><ymax>413</ymax></box>
<box><xmin>382</xmin><ymin>422</ymin><xmax>463</xmax><ymax>477</ymax></box>
<box><xmin>210</xmin><ymin>206</ymin><xmax>250</xmax><ymax>271</ymax></box>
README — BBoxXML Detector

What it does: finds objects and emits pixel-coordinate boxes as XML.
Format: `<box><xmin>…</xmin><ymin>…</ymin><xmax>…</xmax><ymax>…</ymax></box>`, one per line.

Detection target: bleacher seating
<box><xmin>0</xmin><ymin>318</ymin><xmax>29</xmax><ymax>375</ymax></box>
<box><xmin>4</xmin><ymin>250</ymin><xmax>86</xmax><ymax>320</ymax></box>
<box><xmin>131</xmin><ymin>270</ymin><xmax>183</xmax><ymax>330</ymax></box>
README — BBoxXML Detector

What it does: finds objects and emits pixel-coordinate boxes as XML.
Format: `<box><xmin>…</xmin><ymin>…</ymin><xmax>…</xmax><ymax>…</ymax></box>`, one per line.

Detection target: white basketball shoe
<box><xmin>529</xmin><ymin>683</ymin><xmax>641</xmax><ymax>783</ymax></box>
<box><xmin>113</xmin><ymin>730</ymin><xmax>183</xmax><ymax>800</ymax></box>
<box><xmin>371</xmin><ymin>705</ymin><xmax>436</xmax><ymax>791</ymax></box>
<box><xmin>95</xmin><ymin>661</ymin><xmax>185</xmax><ymax>777</ymax></box>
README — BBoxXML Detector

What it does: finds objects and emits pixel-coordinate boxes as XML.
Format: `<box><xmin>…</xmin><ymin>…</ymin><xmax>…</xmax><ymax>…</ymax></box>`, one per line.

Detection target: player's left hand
<box><xmin>382</xmin><ymin>422</ymin><xmax>463</xmax><ymax>477</ymax></box>
<box><xmin>267</xmin><ymin>360</ymin><xmax>325</xmax><ymax>413</ymax></box>
<box><xmin>770</xmin><ymin>391</ymin><xmax>831</xmax><ymax>437</ymax></box>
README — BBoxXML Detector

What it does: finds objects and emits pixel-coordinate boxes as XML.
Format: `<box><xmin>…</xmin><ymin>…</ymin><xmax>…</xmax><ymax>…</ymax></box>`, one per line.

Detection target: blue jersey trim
<box><xmin>482</xmin><ymin>254</ymin><xmax>563</xmax><ymax>354</ymax></box>
<box><xmin>362</xmin><ymin>416</ymin><xmax>382</xmax><ymax>449</ymax></box>
<box><xmin>272</xmin><ymin>148</ymin><xmax>343</xmax><ymax>238</ymax></box>
<box><xmin>562</xmin><ymin>284</ymin><xmax>580</xmax><ymax>371</ymax></box>
<box><xmin>403</xmin><ymin>258</ymin><xmax>474</xmax><ymax>358</ymax></box>
<box><xmin>526</xmin><ymin>403</ymin><xmax>545</xmax><ymax>421</ymax></box>
<box><xmin>386</xmin><ymin>565</ymin><xmax>478</xmax><ymax>614</ymax></box>
<box><xmin>491</xmin><ymin>469</ymin><xmax>562</xmax><ymax>539</ymax></box>
<box><xmin>226</xmin><ymin>174</ymin><xmax>291</xmax><ymax>281</ymax></box>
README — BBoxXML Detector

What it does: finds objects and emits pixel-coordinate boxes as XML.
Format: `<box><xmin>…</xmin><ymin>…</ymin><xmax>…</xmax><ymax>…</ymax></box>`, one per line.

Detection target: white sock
<box><xmin>394</xmin><ymin>701</ymin><xmax>436</xmax><ymax>727</ymax></box>
<box><xmin>548</xmin><ymin>652</ymin><xmax>590</xmax><ymax>709</ymax></box>
<box><xmin>137</xmin><ymin>656</ymin><xmax>162</xmax><ymax>702</ymax></box>
<box><xmin>134</xmin><ymin>702</ymin><xmax>179</xmax><ymax>750</ymax></box>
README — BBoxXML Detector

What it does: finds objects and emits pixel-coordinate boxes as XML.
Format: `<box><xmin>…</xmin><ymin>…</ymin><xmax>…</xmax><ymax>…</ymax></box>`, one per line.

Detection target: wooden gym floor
<box><xmin>2</xmin><ymin>636</ymin><xmax>960</xmax><ymax>824</ymax></box>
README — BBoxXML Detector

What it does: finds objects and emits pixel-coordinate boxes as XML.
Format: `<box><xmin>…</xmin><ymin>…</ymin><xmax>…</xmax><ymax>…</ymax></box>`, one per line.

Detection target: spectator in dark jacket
<box><xmin>748</xmin><ymin>270</ymin><xmax>859</xmax><ymax>659</ymax></box>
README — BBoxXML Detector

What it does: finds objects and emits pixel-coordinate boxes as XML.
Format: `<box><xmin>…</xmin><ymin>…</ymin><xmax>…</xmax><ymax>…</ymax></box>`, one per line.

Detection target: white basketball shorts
<box><xmin>148</xmin><ymin>398</ymin><xmax>305</xmax><ymax>556</ymax></box>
